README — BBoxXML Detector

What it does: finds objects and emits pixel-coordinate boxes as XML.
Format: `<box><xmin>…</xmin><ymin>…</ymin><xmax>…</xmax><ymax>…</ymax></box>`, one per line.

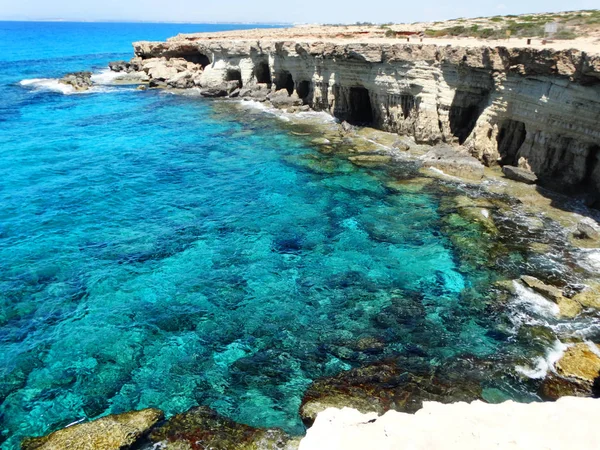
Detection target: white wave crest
<box><xmin>512</xmin><ymin>281</ymin><xmax>560</xmax><ymax>319</ymax></box>
<box><xmin>516</xmin><ymin>340</ymin><xmax>568</xmax><ymax>379</ymax></box>
<box><xmin>19</xmin><ymin>78</ymin><xmax>76</xmax><ymax>95</ymax></box>
<box><xmin>90</xmin><ymin>69</ymin><xmax>123</xmax><ymax>85</ymax></box>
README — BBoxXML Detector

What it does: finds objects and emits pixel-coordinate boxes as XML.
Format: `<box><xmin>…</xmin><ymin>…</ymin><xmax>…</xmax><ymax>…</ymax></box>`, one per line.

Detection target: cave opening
<box><xmin>225</xmin><ymin>69</ymin><xmax>243</xmax><ymax>88</ymax></box>
<box><xmin>449</xmin><ymin>90</ymin><xmax>490</xmax><ymax>144</ymax></box>
<box><xmin>297</xmin><ymin>80</ymin><xmax>311</xmax><ymax>100</ymax></box>
<box><xmin>254</xmin><ymin>62</ymin><xmax>272</xmax><ymax>86</ymax></box>
<box><xmin>180</xmin><ymin>53</ymin><xmax>210</xmax><ymax>69</ymax></box>
<box><xmin>275</xmin><ymin>71</ymin><xmax>295</xmax><ymax>95</ymax></box>
<box><xmin>347</xmin><ymin>86</ymin><xmax>373</xmax><ymax>125</ymax></box>
<box><xmin>497</xmin><ymin>119</ymin><xmax>527</xmax><ymax>166</ymax></box>
<box><xmin>400</xmin><ymin>94</ymin><xmax>416</xmax><ymax>118</ymax></box>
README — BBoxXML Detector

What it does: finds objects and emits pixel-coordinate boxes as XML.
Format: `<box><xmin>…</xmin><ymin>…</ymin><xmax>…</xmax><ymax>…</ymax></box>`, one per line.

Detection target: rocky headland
<box><xmin>105</xmin><ymin>22</ymin><xmax>600</xmax><ymax>207</ymax></box>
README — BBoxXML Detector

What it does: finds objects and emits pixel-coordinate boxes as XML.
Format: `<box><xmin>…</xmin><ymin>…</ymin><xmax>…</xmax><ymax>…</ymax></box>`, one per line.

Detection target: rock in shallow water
<box><xmin>21</xmin><ymin>408</ymin><xmax>163</xmax><ymax>450</ymax></box>
<box><xmin>145</xmin><ymin>406</ymin><xmax>299</xmax><ymax>450</ymax></box>
<box><xmin>299</xmin><ymin>361</ymin><xmax>482</xmax><ymax>427</ymax></box>
<box><xmin>59</xmin><ymin>71</ymin><xmax>93</xmax><ymax>91</ymax></box>
<box><xmin>502</xmin><ymin>165</ymin><xmax>538</xmax><ymax>184</ymax></box>
<box><xmin>421</xmin><ymin>146</ymin><xmax>484</xmax><ymax>181</ymax></box>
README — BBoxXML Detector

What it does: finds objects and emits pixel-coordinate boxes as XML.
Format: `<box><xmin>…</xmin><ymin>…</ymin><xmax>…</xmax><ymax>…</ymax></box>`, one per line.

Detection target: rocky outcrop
<box><xmin>502</xmin><ymin>165</ymin><xmax>538</xmax><ymax>184</ymax></box>
<box><xmin>519</xmin><ymin>275</ymin><xmax>582</xmax><ymax>318</ymax></box>
<box><xmin>541</xmin><ymin>343</ymin><xmax>600</xmax><ymax>399</ymax></box>
<box><xmin>142</xmin><ymin>406</ymin><xmax>299</xmax><ymax>450</ymax></box>
<box><xmin>21</xmin><ymin>408</ymin><xmax>163</xmax><ymax>450</ymax></box>
<box><xmin>59</xmin><ymin>71</ymin><xmax>93</xmax><ymax>91</ymax></box>
<box><xmin>421</xmin><ymin>145</ymin><xmax>485</xmax><ymax>180</ymax></box>
<box><xmin>128</xmin><ymin>36</ymin><xmax>600</xmax><ymax>203</ymax></box>
<box><xmin>299</xmin><ymin>398</ymin><xmax>600</xmax><ymax>450</ymax></box>
<box><xmin>299</xmin><ymin>361</ymin><xmax>482</xmax><ymax>427</ymax></box>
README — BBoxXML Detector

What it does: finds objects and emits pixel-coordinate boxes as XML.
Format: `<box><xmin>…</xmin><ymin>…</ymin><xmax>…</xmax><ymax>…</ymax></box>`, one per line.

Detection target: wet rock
<box><xmin>59</xmin><ymin>71</ymin><xmax>93</xmax><ymax>91</ymax></box>
<box><xmin>520</xmin><ymin>276</ymin><xmax>563</xmax><ymax>303</ymax></box>
<box><xmin>145</xmin><ymin>406</ymin><xmax>299</xmax><ymax>449</ymax></box>
<box><xmin>200</xmin><ymin>87</ymin><xmax>229</xmax><ymax>98</ymax></box>
<box><xmin>576</xmin><ymin>218</ymin><xmax>600</xmax><ymax>240</ymax></box>
<box><xmin>502</xmin><ymin>166</ymin><xmax>538</xmax><ymax>184</ymax></box>
<box><xmin>108</xmin><ymin>60</ymin><xmax>130</xmax><ymax>72</ymax></box>
<box><xmin>348</xmin><ymin>154</ymin><xmax>392</xmax><ymax>166</ymax></box>
<box><xmin>341</xmin><ymin>121</ymin><xmax>353</xmax><ymax>133</ymax></box>
<box><xmin>541</xmin><ymin>343</ymin><xmax>600</xmax><ymax>400</ymax></box>
<box><xmin>299</xmin><ymin>361</ymin><xmax>482</xmax><ymax>427</ymax></box>
<box><xmin>268</xmin><ymin>89</ymin><xmax>303</xmax><ymax>109</ymax></box>
<box><xmin>421</xmin><ymin>146</ymin><xmax>484</xmax><ymax>181</ymax></box>
<box><xmin>573</xmin><ymin>282</ymin><xmax>600</xmax><ymax>310</ymax></box>
<box><xmin>239</xmin><ymin>83</ymin><xmax>270</xmax><ymax>101</ymax></box>
<box><xmin>21</xmin><ymin>408</ymin><xmax>163</xmax><ymax>450</ymax></box>
<box><xmin>557</xmin><ymin>296</ymin><xmax>583</xmax><ymax>318</ymax></box>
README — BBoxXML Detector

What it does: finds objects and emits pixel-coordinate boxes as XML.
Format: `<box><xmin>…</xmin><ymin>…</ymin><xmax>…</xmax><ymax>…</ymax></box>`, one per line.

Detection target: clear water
<box><xmin>1</xmin><ymin>21</ymin><xmax>599</xmax><ymax>450</ymax></box>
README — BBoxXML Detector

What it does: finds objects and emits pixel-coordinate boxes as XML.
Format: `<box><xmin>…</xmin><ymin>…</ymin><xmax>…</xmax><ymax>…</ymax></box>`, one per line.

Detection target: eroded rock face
<box><xmin>421</xmin><ymin>146</ymin><xmax>485</xmax><ymax>180</ymax></box>
<box><xmin>145</xmin><ymin>406</ymin><xmax>299</xmax><ymax>450</ymax></box>
<box><xmin>126</xmin><ymin>37</ymin><xmax>600</xmax><ymax>202</ymax></box>
<box><xmin>21</xmin><ymin>408</ymin><xmax>163</xmax><ymax>450</ymax></box>
<box><xmin>299</xmin><ymin>361</ymin><xmax>482</xmax><ymax>427</ymax></box>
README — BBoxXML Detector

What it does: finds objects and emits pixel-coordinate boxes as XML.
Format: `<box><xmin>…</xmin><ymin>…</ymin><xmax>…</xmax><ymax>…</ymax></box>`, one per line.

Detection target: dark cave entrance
<box><xmin>225</xmin><ymin>69</ymin><xmax>243</xmax><ymax>88</ymax></box>
<box><xmin>180</xmin><ymin>52</ymin><xmax>210</xmax><ymax>69</ymax></box>
<box><xmin>297</xmin><ymin>80</ymin><xmax>311</xmax><ymax>100</ymax></box>
<box><xmin>347</xmin><ymin>86</ymin><xmax>373</xmax><ymax>125</ymax></box>
<box><xmin>497</xmin><ymin>119</ymin><xmax>527</xmax><ymax>166</ymax></box>
<box><xmin>275</xmin><ymin>71</ymin><xmax>295</xmax><ymax>95</ymax></box>
<box><xmin>400</xmin><ymin>94</ymin><xmax>416</xmax><ymax>118</ymax></box>
<box><xmin>254</xmin><ymin>62</ymin><xmax>272</xmax><ymax>86</ymax></box>
<box><xmin>449</xmin><ymin>90</ymin><xmax>490</xmax><ymax>144</ymax></box>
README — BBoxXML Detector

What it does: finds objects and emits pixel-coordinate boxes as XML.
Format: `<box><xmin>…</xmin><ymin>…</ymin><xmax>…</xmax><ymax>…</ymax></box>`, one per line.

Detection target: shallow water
<box><xmin>1</xmin><ymin>21</ymin><xmax>599</xmax><ymax>449</ymax></box>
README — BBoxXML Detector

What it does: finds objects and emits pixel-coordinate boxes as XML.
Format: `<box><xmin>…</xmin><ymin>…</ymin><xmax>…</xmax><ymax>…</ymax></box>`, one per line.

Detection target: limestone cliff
<box><xmin>131</xmin><ymin>36</ymin><xmax>600</xmax><ymax>202</ymax></box>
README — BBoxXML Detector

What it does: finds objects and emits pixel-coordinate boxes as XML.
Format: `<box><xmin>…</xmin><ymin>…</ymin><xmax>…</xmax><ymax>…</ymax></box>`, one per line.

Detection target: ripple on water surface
<box><xmin>0</xmin><ymin>84</ymin><xmax>598</xmax><ymax>448</ymax></box>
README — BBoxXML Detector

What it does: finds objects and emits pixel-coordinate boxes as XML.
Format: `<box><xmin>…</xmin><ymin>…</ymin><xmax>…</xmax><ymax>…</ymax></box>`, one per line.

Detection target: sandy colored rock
<box><xmin>348</xmin><ymin>154</ymin><xmax>392</xmax><ymax>165</ymax></box>
<box><xmin>556</xmin><ymin>343</ymin><xmax>600</xmax><ymax>382</ymax></box>
<box><xmin>21</xmin><ymin>408</ymin><xmax>163</xmax><ymax>450</ymax></box>
<box><xmin>557</xmin><ymin>296</ymin><xmax>583</xmax><ymax>318</ymax></box>
<box><xmin>299</xmin><ymin>398</ymin><xmax>600</xmax><ymax>450</ymax></box>
<box><xmin>573</xmin><ymin>282</ymin><xmax>600</xmax><ymax>310</ymax></box>
<box><xmin>520</xmin><ymin>275</ymin><xmax>563</xmax><ymax>303</ymax></box>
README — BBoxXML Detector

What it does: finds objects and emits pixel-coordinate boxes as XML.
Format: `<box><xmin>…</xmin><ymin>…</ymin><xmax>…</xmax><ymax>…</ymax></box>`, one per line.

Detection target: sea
<box><xmin>1</xmin><ymin>20</ymin><xmax>599</xmax><ymax>449</ymax></box>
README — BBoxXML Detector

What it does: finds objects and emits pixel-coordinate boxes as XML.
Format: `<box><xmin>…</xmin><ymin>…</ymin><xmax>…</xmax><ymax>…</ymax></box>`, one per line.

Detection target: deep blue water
<box><xmin>1</xmin><ymin>21</ymin><xmax>597</xmax><ymax>450</ymax></box>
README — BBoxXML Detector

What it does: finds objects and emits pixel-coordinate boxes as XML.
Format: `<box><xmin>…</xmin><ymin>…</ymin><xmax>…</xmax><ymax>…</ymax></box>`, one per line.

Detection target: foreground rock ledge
<box><xmin>299</xmin><ymin>398</ymin><xmax>600</xmax><ymax>450</ymax></box>
<box><xmin>21</xmin><ymin>408</ymin><xmax>163</xmax><ymax>450</ymax></box>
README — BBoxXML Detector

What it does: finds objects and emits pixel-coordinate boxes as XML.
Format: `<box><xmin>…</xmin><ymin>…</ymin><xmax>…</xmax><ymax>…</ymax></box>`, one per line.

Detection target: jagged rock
<box><xmin>21</xmin><ymin>408</ymin><xmax>163</xmax><ymax>450</ymax></box>
<box><xmin>239</xmin><ymin>83</ymin><xmax>270</xmax><ymax>101</ymax></box>
<box><xmin>520</xmin><ymin>276</ymin><xmax>563</xmax><ymax>303</ymax></box>
<box><xmin>268</xmin><ymin>89</ymin><xmax>303</xmax><ymax>109</ymax></box>
<box><xmin>502</xmin><ymin>166</ymin><xmax>538</xmax><ymax>184</ymax></box>
<box><xmin>541</xmin><ymin>343</ymin><xmax>600</xmax><ymax>400</ymax></box>
<box><xmin>421</xmin><ymin>146</ymin><xmax>485</xmax><ymax>181</ymax></box>
<box><xmin>144</xmin><ymin>406</ymin><xmax>299</xmax><ymax>450</ymax></box>
<box><xmin>229</xmin><ymin>87</ymin><xmax>241</xmax><ymax>98</ymax></box>
<box><xmin>341</xmin><ymin>121</ymin><xmax>353</xmax><ymax>133</ymax></box>
<box><xmin>108</xmin><ymin>60</ymin><xmax>130</xmax><ymax>72</ymax></box>
<box><xmin>299</xmin><ymin>362</ymin><xmax>482</xmax><ymax>427</ymax></box>
<box><xmin>200</xmin><ymin>87</ymin><xmax>228</xmax><ymax>97</ymax></box>
<box><xmin>167</xmin><ymin>70</ymin><xmax>193</xmax><ymax>88</ymax></box>
<box><xmin>59</xmin><ymin>71</ymin><xmax>93</xmax><ymax>91</ymax></box>
<box><xmin>576</xmin><ymin>218</ymin><xmax>600</xmax><ymax>240</ymax></box>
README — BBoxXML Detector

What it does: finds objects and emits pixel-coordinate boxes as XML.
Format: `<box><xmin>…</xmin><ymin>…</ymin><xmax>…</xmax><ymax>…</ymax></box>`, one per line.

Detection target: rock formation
<box><xmin>117</xmin><ymin>35</ymin><xmax>600</xmax><ymax>203</ymax></box>
<box><xmin>59</xmin><ymin>71</ymin><xmax>93</xmax><ymax>91</ymax></box>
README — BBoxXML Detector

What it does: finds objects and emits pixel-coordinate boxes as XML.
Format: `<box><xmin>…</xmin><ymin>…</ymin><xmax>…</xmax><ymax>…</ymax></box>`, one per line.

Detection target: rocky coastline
<box><xmin>32</xmin><ymin>25</ymin><xmax>600</xmax><ymax>450</ymax></box>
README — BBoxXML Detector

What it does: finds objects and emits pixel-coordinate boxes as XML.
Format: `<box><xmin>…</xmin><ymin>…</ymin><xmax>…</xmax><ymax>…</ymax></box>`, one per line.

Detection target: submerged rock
<box><xmin>299</xmin><ymin>361</ymin><xmax>482</xmax><ymax>427</ymax></box>
<box><xmin>59</xmin><ymin>71</ymin><xmax>93</xmax><ymax>91</ymax></box>
<box><xmin>541</xmin><ymin>343</ymin><xmax>600</xmax><ymax>400</ymax></box>
<box><xmin>145</xmin><ymin>406</ymin><xmax>299</xmax><ymax>449</ymax></box>
<box><xmin>348</xmin><ymin>154</ymin><xmax>392</xmax><ymax>166</ymax></box>
<box><xmin>21</xmin><ymin>408</ymin><xmax>163</xmax><ymax>450</ymax></box>
<box><xmin>502</xmin><ymin>165</ymin><xmax>538</xmax><ymax>184</ymax></box>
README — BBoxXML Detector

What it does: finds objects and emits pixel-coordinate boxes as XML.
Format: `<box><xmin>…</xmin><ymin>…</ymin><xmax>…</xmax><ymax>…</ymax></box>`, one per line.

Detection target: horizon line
<box><xmin>0</xmin><ymin>18</ymin><xmax>294</xmax><ymax>25</ymax></box>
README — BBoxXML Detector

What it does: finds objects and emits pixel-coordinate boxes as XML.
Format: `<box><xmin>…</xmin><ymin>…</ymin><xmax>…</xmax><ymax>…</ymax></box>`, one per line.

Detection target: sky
<box><xmin>0</xmin><ymin>0</ymin><xmax>597</xmax><ymax>24</ymax></box>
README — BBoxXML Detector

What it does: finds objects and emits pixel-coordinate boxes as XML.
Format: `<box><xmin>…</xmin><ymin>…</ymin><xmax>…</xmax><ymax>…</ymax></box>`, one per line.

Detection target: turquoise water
<box><xmin>1</xmin><ymin>21</ymin><xmax>597</xmax><ymax>449</ymax></box>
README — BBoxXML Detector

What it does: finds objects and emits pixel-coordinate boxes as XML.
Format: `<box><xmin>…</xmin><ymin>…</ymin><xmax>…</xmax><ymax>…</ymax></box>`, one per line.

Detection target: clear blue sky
<box><xmin>0</xmin><ymin>0</ymin><xmax>597</xmax><ymax>23</ymax></box>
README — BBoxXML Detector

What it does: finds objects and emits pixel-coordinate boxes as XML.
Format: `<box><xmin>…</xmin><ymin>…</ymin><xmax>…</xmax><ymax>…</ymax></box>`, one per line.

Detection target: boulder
<box><xmin>392</xmin><ymin>140</ymin><xmax>410</xmax><ymax>151</ymax></box>
<box><xmin>341</xmin><ymin>121</ymin><xmax>354</xmax><ymax>133</ymax></box>
<box><xmin>421</xmin><ymin>146</ymin><xmax>485</xmax><ymax>181</ymax></box>
<box><xmin>144</xmin><ymin>406</ymin><xmax>299</xmax><ymax>450</ymax></box>
<box><xmin>59</xmin><ymin>71</ymin><xmax>93</xmax><ymax>91</ymax></box>
<box><xmin>502</xmin><ymin>165</ymin><xmax>538</xmax><ymax>184</ymax></box>
<box><xmin>21</xmin><ymin>408</ymin><xmax>163</xmax><ymax>450</ymax></box>
<box><xmin>239</xmin><ymin>83</ymin><xmax>270</xmax><ymax>101</ymax></box>
<box><xmin>576</xmin><ymin>218</ymin><xmax>600</xmax><ymax>240</ymax></box>
<box><xmin>520</xmin><ymin>276</ymin><xmax>563</xmax><ymax>303</ymax></box>
<box><xmin>200</xmin><ymin>87</ymin><xmax>228</xmax><ymax>98</ymax></box>
<box><xmin>108</xmin><ymin>60</ymin><xmax>130</xmax><ymax>72</ymax></box>
<box><xmin>299</xmin><ymin>361</ymin><xmax>482</xmax><ymax>427</ymax></box>
<box><xmin>268</xmin><ymin>89</ymin><xmax>303</xmax><ymax>109</ymax></box>
<box><xmin>572</xmin><ymin>282</ymin><xmax>600</xmax><ymax>310</ymax></box>
<box><xmin>541</xmin><ymin>343</ymin><xmax>600</xmax><ymax>400</ymax></box>
<box><xmin>166</xmin><ymin>70</ymin><xmax>193</xmax><ymax>89</ymax></box>
<box><xmin>229</xmin><ymin>87</ymin><xmax>241</xmax><ymax>98</ymax></box>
